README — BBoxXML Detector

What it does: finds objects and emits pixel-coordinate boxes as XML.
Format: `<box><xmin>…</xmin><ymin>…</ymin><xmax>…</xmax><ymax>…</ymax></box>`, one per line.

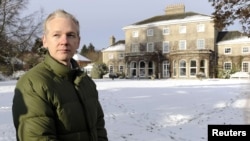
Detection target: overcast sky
<box><xmin>25</xmin><ymin>0</ymin><xmax>241</xmax><ymax>50</ymax></box>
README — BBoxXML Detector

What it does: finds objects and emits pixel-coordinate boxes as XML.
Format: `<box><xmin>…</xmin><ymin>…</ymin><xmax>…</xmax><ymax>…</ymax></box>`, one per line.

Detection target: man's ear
<box><xmin>42</xmin><ymin>35</ymin><xmax>47</xmax><ymax>48</ymax></box>
<box><xmin>77</xmin><ymin>36</ymin><xmax>81</xmax><ymax>49</ymax></box>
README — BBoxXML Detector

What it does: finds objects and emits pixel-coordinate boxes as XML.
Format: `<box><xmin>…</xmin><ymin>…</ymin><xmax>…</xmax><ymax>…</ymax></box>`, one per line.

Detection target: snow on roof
<box><xmin>102</xmin><ymin>44</ymin><xmax>125</xmax><ymax>52</ymax></box>
<box><xmin>123</xmin><ymin>15</ymin><xmax>212</xmax><ymax>29</ymax></box>
<box><xmin>73</xmin><ymin>54</ymin><xmax>90</xmax><ymax>61</ymax></box>
<box><xmin>217</xmin><ymin>36</ymin><xmax>250</xmax><ymax>45</ymax></box>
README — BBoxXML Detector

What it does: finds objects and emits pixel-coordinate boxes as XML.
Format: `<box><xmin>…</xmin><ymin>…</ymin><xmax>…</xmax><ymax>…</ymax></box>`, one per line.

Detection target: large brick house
<box><xmin>102</xmin><ymin>4</ymin><xmax>250</xmax><ymax>79</ymax></box>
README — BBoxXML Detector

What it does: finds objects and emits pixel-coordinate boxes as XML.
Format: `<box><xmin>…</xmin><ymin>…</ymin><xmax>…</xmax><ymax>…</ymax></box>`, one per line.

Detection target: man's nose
<box><xmin>60</xmin><ymin>35</ymin><xmax>68</xmax><ymax>44</ymax></box>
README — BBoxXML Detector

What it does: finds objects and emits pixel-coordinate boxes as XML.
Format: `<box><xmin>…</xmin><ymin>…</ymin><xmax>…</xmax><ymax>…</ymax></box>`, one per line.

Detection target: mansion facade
<box><xmin>102</xmin><ymin>4</ymin><xmax>250</xmax><ymax>79</ymax></box>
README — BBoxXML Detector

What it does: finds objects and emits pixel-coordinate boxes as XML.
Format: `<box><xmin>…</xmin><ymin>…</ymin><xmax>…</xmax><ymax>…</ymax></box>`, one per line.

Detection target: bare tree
<box><xmin>0</xmin><ymin>0</ymin><xmax>44</xmax><ymax>74</ymax></box>
<box><xmin>209</xmin><ymin>0</ymin><xmax>250</xmax><ymax>35</ymax></box>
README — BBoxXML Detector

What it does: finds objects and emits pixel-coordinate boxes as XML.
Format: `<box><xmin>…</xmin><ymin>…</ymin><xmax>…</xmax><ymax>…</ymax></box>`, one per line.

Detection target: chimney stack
<box><xmin>109</xmin><ymin>35</ymin><xmax>115</xmax><ymax>46</ymax></box>
<box><xmin>165</xmin><ymin>4</ymin><xmax>185</xmax><ymax>15</ymax></box>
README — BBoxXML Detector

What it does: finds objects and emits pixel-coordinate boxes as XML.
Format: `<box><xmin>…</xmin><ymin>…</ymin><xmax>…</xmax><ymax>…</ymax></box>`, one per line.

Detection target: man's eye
<box><xmin>68</xmin><ymin>34</ymin><xmax>76</xmax><ymax>38</ymax></box>
<box><xmin>53</xmin><ymin>34</ymin><xmax>60</xmax><ymax>37</ymax></box>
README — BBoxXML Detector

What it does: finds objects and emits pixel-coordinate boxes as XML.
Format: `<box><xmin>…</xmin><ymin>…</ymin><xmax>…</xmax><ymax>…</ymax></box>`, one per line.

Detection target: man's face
<box><xmin>42</xmin><ymin>17</ymin><xmax>80</xmax><ymax>66</ymax></box>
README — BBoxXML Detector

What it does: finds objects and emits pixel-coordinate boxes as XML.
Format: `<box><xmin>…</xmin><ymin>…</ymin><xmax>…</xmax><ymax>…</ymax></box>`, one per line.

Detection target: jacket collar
<box><xmin>43</xmin><ymin>53</ymin><xmax>82</xmax><ymax>81</ymax></box>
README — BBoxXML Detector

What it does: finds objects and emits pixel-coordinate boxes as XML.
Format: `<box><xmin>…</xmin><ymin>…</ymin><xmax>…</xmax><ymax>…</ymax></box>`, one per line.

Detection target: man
<box><xmin>12</xmin><ymin>9</ymin><xmax>108</xmax><ymax>141</ymax></box>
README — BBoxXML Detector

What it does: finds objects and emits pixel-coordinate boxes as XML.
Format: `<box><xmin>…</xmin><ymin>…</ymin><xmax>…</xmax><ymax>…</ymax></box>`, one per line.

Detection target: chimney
<box><xmin>165</xmin><ymin>4</ymin><xmax>185</xmax><ymax>15</ymax></box>
<box><xmin>109</xmin><ymin>35</ymin><xmax>115</xmax><ymax>46</ymax></box>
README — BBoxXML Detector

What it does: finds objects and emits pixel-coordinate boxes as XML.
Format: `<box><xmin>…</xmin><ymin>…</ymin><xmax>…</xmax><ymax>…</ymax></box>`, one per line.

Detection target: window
<box><xmin>118</xmin><ymin>53</ymin><xmax>124</xmax><ymax>59</ymax></box>
<box><xmin>163</xmin><ymin>27</ymin><xmax>170</xmax><ymax>35</ymax></box>
<box><xmin>242</xmin><ymin>62</ymin><xmax>250</xmax><ymax>72</ymax></box>
<box><xmin>119</xmin><ymin>65</ymin><xmax>124</xmax><ymax>72</ymax></box>
<box><xmin>242</xmin><ymin>47</ymin><xmax>250</xmax><ymax>54</ymax></box>
<box><xmin>224</xmin><ymin>47</ymin><xmax>232</xmax><ymax>54</ymax></box>
<box><xmin>179</xmin><ymin>25</ymin><xmax>186</xmax><ymax>34</ymax></box>
<box><xmin>147</xmin><ymin>42</ymin><xmax>154</xmax><ymax>52</ymax></box>
<box><xmin>197</xmin><ymin>24</ymin><xmax>205</xmax><ymax>32</ymax></box>
<box><xmin>163</xmin><ymin>61</ymin><xmax>170</xmax><ymax>77</ymax></box>
<box><xmin>148</xmin><ymin>61</ymin><xmax>154</xmax><ymax>76</ymax></box>
<box><xmin>132</xmin><ymin>31</ymin><xmax>139</xmax><ymax>37</ymax></box>
<box><xmin>109</xmin><ymin>65</ymin><xmax>114</xmax><ymax>73</ymax></box>
<box><xmin>197</xmin><ymin>39</ymin><xmax>205</xmax><ymax>49</ymax></box>
<box><xmin>108</xmin><ymin>53</ymin><xmax>113</xmax><ymax>59</ymax></box>
<box><xmin>179</xmin><ymin>40</ymin><xmax>186</xmax><ymax>50</ymax></box>
<box><xmin>163</xmin><ymin>41</ymin><xmax>170</xmax><ymax>53</ymax></box>
<box><xmin>179</xmin><ymin>60</ymin><xmax>186</xmax><ymax>76</ymax></box>
<box><xmin>224</xmin><ymin>62</ymin><xmax>232</xmax><ymax>70</ymax></box>
<box><xmin>200</xmin><ymin>60</ymin><xmax>206</xmax><ymax>74</ymax></box>
<box><xmin>190</xmin><ymin>60</ymin><xmax>197</xmax><ymax>76</ymax></box>
<box><xmin>131</xmin><ymin>44</ymin><xmax>139</xmax><ymax>52</ymax></box>
<box><xmin>147</xmin><ymin>29</ymin><xmax>154</xmax><ymax>36</ymax></box>
<box><xmin>130</xmin><ymin>62</ymin><xmax>137</xmax><ymax>76</ymax></box>
<box><xmin>139</xmin><ymin>61</ymin><xmax>146</xmax><ymax>77</ymax></box>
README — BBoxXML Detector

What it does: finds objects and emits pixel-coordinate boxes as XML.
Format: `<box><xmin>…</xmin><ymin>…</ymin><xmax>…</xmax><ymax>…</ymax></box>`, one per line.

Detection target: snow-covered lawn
<box><xmin>0</xmin><ymin>78</ymin><xmax>249</xmax><ymax>141</ymax></box>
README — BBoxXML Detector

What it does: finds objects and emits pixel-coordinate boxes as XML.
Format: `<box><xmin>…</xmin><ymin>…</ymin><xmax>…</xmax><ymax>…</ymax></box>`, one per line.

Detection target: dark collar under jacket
<box><xmin>43</xmin><ymin>53</ymin><xmax>85</xmax><ymax>83</ymax></box>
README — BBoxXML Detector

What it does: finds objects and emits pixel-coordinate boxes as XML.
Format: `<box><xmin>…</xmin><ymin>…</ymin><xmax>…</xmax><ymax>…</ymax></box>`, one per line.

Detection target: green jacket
<box><xmin>12</xmin><ymin>53</ymin><xmax>108</xmax><ymax>141</ymax></box>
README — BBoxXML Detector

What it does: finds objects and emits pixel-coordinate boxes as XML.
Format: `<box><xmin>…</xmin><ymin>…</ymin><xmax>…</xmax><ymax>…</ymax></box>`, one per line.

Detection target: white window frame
<box><xmin>109</xmin><ymin>65</ymin><xmax>114</xmax><ymax>73</ymax></box>
<box><xmin>242</xmin><ymin>62</ymin><xmax>250</xmax><ymax>72</ymax></box>
<box><xmin>147</xmin><ymin>29</ymin><xmax>154</xmax><ymax>36</ymax></box>
<box><xmin>242</xmin><ymin>47</ymin><xmax>250</xmax><ymax>54</ymax></box>
<box><xmin>118</xmin><ymin>53</ymin><xmax>124</xmax><ymax>59</ymax></box>
<box><xmin>224</xmin><ymin>47</ymin><xmax>232</xmax><ymax>54</ymax></box>
<box><xmin>163</xmin><ymin>41</ymin><xmax>170</xmax><ymax>53</ymax></box>
<box><xmin>119</xmin><ymin>65</ymin><xmax>124</xmax><ymax>72</ymax></box>
<box><xmin>224</xmin><ymin>62</ymin><xmax>232</xmax><ymax>70</ymax></box>
<box><xmin>131</xmin><ymin>43</ymin><xmax>139</xmax><ymax>52</ymax></box>
<box><xmin>190</xmin><ymin>60</ymin><xmax>197</xmax><ymax>77</ymax></box>
<box><xmin>162</xmin><ymin>61</ymin><xmax>170</xmax><ymax>78</ymax></box>
<box><xmin>147</xmin><ymin>42</ymin><xmax>154</xmax><ymax>52</ymax></box>
<box><xmin>197</xmin><ymin>39</ymin><xmax>205</xmax><ymax>49</ymax></box>
<box><xmin>197</xmin><ymin>23</ymin><xmax>205</xmax><ymax>32</ymax></box>
<box><xmin>132</xmin><ymin>31</ymin><xmax>139</xmax><ymax>37</ymax></box>
<box><xmin>108</xmin><ymin>53</ymin><xmax>114</xmax><ymax>59</ymax></box>
<box><xmin>179</xmin><ymin>25</ymin><xmax>186</xmax><ymax>34</ymax></box>
<box><xmin>163</xmin><ymin>27</ymin><xmax>170</xmax><ymax>35</ymax></box>
<box><xmin>179</xmin><ymin>40</ymin><xmax>186</xmax><ymax>50</ymax></box>
<box><xmin>179</xmin><ymin>60</ymin><xmax>187</xmax><ymax>77</ymax></box>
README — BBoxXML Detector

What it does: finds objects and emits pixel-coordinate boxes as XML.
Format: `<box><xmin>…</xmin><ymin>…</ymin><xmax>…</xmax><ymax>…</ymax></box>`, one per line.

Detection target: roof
<box><xmin>73</xmin><ymin>53</ymin><xmax>91</xmax><ymax>61</ymax></box>
<box><xmin>102</xmin><ymin>40</ymin><xmax>125</xmax><ymax>52</ymax></box>
<box><xmin>216</xmin><ymin>31</ymin><xmax>244</xmax><ymax>42</ymax></box>
<box><xmin>134</xmin><ymin>12</ymin><xmax>209</xmax><ymax>25</ymax></box>
<box><xmin>217</xmin><ymin>36</ymin><xmax>250</xmax><ymax>45</ymax></box>
<box><xmin>123</xmin><ymin>12</ymin><xmax>212</xmax><ymax>29</ymax></box>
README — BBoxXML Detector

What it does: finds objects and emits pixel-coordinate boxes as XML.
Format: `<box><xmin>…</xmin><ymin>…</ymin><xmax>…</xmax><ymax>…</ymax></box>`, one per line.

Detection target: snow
<box><xmin>0</xmin><ymin>78</ymin><xmax>250</xmax><ymax>141</ymax></box>
<box><xmin>123</xmin><ymin>15</ymin><xmax>213</xmax><ymax>29</ymax></box>
<box><xmin>217</xmin><ymin>36</ymin><xmax>250</xmax><ymax>45</ymax></box>
<box><xmin>73</xmin><ymin>53</ymin><xmax>90</xmax><ymax>61</ymax></box>
<box><xmin>102</xmin><ymin>44</ymin><xmax>125</xmax><ymax>52</ymax></box>
<box><xmin>230</xmin><ymin>72</ymin><xmax>250</xmax><ymax>79</ymax></box>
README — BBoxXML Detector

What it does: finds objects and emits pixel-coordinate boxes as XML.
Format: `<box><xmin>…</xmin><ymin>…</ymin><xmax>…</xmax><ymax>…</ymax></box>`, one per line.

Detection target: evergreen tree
<box><xmin>80</xmin><ymin>44</ymin><xmax>88</xmax><ymax>55</ymax></box>
<box><xmin>88</xmin><ymin>43</ymin><xmax>95</xmax><ymax>52</ymax></box>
